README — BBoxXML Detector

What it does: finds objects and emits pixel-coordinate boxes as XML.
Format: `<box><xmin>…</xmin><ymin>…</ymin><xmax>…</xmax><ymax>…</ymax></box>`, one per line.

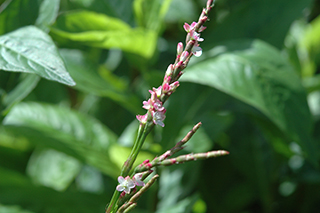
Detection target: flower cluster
<box><xmin>184</xmin><ymin>22</ymin><xmax>205</xmax><ymax>57</ymax></box>
<box><xmin>136</xmin><ymin>3</ymin><xmax>208</xmax><ymax>128</ymax></box>
<box><xmin>116</xmin><ymin>173</ymin><xmax>145</xmax><ymax>194</ymax></box>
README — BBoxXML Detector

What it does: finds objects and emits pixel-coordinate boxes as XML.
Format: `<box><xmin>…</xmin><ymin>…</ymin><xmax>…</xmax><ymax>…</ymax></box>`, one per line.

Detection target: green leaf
<box><xmin>206</xmin><ymin>0</ymin><xmax>313</xmax><ymax>49</ymax></box>
<box><xmin>59</xmin><ymin>49</ymin><xmax>142</xmax><ymax>114</ymax></box>
<box><xmin>35</xmin><ymin>0</ymin><xmax>60</xmax><ymax>32</ymax></box>
<box><xmin>2</xmin><ymin>74</ymin><xmax>40</xmax><ymax>114</ymax></box>
<box><xmin>0</xmin><ymin>204</ymin><xmax>34</xmax><ymax>213</ymax></box>
<box><xmin>70</xmin><ymin>0</ymin><xmax>135</xmax><ymax>25</ymax></box>
<box><xmin>134</xmin><ymin>0</ymin><xmax>172</xmax><ymax>33</ymax></box>
<box><xmin>0</xmin><ymin>167</ymin><xmax>107</xmax><ymax>212</ymax></box>
<box><xmin>108</xmin><ymin>143</ymin><xmax>154</xmax><ymax>170</ymax></box>
<box><xmin>27</xmin><ymin>148</ymin><xmax>82</xmax><ymax>191</ymax></box>
<box><xmin>2</xmin><ymin>102</ymin><xmax>120</xmax><ymax>178</ymax></box>
<box><xmin>0</xmin><ymin>26</ymin><xmax>76</xmax><ymax>86</ymax></box>
<box><xmin>50</xmin><ymin>11</ymin><xmax>157</xmax><ymax>58</ymax></box>
<box><xmin>176</xmin><ymin>124</ymin><xmax>213</xmax><ymax>153</ymax></box>
<box><xmin>298</xmin><ymin>14</ymin><xmax>320</xmax><ymax>76</ymax></box>
<box><xmin>182</xmin><ymin>39</ymin><xmax>317</xmax><ymax>163</ymax></box>
<box><xmin>0</xmin><ymin>0</ymin><xmax>41</xmax><ymax>35</ymax></box>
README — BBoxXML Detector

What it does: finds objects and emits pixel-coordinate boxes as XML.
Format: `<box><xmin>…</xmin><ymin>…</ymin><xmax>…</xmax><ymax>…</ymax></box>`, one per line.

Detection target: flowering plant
<box><xmin>0</xmin><ymin>0</ymin><xmax>319</xmax><ymax>212</ymax></box>
<box><xmin>105</xmin><ymin>1</ymin><xmax>230</xmax><ymax>212</ymax></box>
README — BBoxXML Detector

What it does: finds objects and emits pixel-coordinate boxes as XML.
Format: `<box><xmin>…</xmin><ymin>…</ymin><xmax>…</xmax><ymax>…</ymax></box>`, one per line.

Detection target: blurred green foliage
<box><xmin>0</xmin><ymin>0</ymin><xmax>320</xmax><ymax>212</ymax></box>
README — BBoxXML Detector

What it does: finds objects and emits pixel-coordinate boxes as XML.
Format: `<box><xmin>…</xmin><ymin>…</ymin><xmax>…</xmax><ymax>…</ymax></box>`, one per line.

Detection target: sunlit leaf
<box><xmin>50</xmin><ymin>11</ymin><xmax>157</xmax><ymax>58</ymax></box>
<box><xmin>108</xmin><ymin>143</ymin><xmax>154</xmax><ymax>170</ymax></box>
<box><xmin>0</xmin><ymin>26</ymin><xmax>76</xmax><ymax>86</ymax></box>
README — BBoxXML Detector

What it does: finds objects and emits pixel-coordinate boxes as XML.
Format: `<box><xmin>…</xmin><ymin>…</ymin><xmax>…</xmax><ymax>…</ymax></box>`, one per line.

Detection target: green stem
<box><xmin>120</xmin><ymin>122</ymin><xmax>154</xmax><ymax>177</ymax></box>
<box><xmin>106</xmin><ymin>122</ymin><xmax>154</xmax><ymax>213</ymax></box>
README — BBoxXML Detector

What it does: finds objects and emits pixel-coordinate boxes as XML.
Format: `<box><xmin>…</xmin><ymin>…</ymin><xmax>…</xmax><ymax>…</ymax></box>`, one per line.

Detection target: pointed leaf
<box><xmin>0</xmin><ymin>26</ymin><xmax>76</xmax><ymax>86</ymax></box>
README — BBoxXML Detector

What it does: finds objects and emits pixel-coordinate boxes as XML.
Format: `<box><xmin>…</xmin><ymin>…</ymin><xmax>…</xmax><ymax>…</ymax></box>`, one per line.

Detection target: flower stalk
<box><xmin>106</xmin><ymin>1</ymin><xmax>219</xmax><ymax>212</ymax></box>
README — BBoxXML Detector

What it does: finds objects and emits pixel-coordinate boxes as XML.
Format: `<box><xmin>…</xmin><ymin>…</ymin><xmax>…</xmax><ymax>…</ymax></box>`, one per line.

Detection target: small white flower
<box><xmin>153</xmin><ymin>110</ymin><xmax>166</xmax><ymax>127</ymax></box>
<box><xmin>133</xmin><ymin>173</ymin><xmax>145</xmax><ymax>186</ymax></box>
<box><xmin>192</xmin><ymin>46</ymin><xmax>202</xmax><ymax>57</ymax></box>
<box><xmin>116</xmin><ymin>176</ymin><xmax>135</xmax><ymax>194</ymax></box>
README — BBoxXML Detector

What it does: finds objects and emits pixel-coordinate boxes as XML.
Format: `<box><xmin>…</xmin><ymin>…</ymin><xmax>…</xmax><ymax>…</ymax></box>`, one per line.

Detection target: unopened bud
<box><xmin>177</xmin><ymin>42</ymin><xmax>183</xmax><ymax>55</ymax></box>
<box><xmin>165</xmin><ymin>64</ymin><xmax>174</xmax><ymax>76</ymax></box>
<box><xmin>180</xmin><ymin>51</ymin><xmax>189</xmax><ymax>61</ymax></box>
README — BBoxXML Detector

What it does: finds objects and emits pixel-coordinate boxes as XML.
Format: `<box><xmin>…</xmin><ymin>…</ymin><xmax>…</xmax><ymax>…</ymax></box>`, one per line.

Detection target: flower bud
<box><xmin>177</xmin><ymin>42</ymin><xmax>183</xmax><ymax>55</ymax></box>
<box><xmin>165</xmin><ymin>64</ymin><xmax>174</xmax><ymax>76</ymax></box>
<box><xmin>180</xmin><ymin>51</ymin><xmax>189</xmax><ymax>61</ymax></box>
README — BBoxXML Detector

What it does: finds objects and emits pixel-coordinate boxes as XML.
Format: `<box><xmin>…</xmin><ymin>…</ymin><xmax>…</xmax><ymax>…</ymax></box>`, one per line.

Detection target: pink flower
<box><xmin>136</xmin><ymin>114</ymin><xmax>148</xmax><ymax>124</ymax></box>
<box><xmin>190</xmin><ymin>31</ymin><xmax>204</xmax><ymax>42</ymax></box>
<box><xmin>116</xmin><ymin>176</ymin><xmax>135</xmax><ymax>194</ymax></box>
<box><xmin>152</xmin><ymin>100</ymin><xmax>163</xmax><ymax>111</ymax></box>
<box><xmin>183</xmin><ymin>22</ymin><xmax>197</xmax><ymax>32</ymax></box>
<box><xmin>132</xmin><ymin>173</ymin><xmax>145</xmax><ymax>187</ymax></box>
<box><xmin>162</xmin><ymin>81</ymin><xmax>179</xmax><ymax>95</ymax></box>
<box><xmin>142</xmin><ymin>99</ymin><xmax>152</xmax><ymax>110</ymax></box>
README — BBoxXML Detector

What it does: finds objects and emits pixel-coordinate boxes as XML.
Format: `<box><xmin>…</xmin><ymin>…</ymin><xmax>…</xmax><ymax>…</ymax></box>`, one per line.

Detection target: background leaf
<box><xmin>50</xmin><ymin>11</ymin><xmax>157</xmax><ymax>58</ymax></box>
<box><xmin>0</xmin><ymin>0</ymin><xmax>41</xmax><ymax>35</ymax></box>
<box><xmin>2</xmin><ymin>102</ymin><xmax>120</xmax><ymax>178</ymax></box>
<box><xmin>182</xmin><ymin>39</ymin><xmax>316</xmax><ymax>163</ymax></box>
<box><xmin>0</xmin><ymin>26</ymin><xmax>75</xmax><ymax>86</ymax></box>
<box><xmin>35</xmin><ymin>0</ymin><xmax>60</xmax><ymax>32</ymax></box>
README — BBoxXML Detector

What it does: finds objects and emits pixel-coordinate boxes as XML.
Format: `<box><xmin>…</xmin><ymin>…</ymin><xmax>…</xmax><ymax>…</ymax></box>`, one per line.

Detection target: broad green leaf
<box><xmin>2</xmin><ymin>102</ymin><xmax>120</xmax><ymax>178</ymax></box>
<box><xmin>2</xmin><ymin>74</ymin><xmax>40</xmax><ymax>114</ymax></box>
<box><xmin>59</xmin><ymin>49</ymin><xmax>142</xmax><ymax>114</ymax></box>
<box><xmin>27</xmin><ymin>149</ymin><xmax>82</xmax><ymax>191</ymax></box>
<box><xmin>50</xmin><ymin>11</ymin><xmax>157</xmax><ymax>58</ymax></box>
<box><xmin>205</xmin><ymin>0</ymin><xmax>313</xmax><ymax>49</ymax></box>
<box><xmin>182</xmin><ymin>40</ymin><xmax>316</xmax><ymax>163</ymax></box>
<box><xmin>0</xmin><ymin>0</ymin><xmax>41</xmax><ymax>35</ymax></box>
<box><xmin>35</xmin><ymin>0</ymin><xmax>60</xmax><ymax>32</ymax></box>
<box><xmin>0</xmin><ymin>26</ymin><xmax>76</xmax><ymax>86</ymax></box>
